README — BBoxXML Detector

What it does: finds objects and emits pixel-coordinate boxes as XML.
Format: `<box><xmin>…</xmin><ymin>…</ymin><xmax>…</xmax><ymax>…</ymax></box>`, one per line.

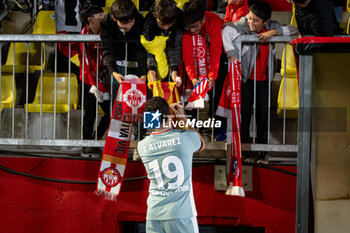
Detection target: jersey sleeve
<box><xmin>183</xmin><ymin>129</ymin><xmax>202</xmax><ymax>153</ymax></box>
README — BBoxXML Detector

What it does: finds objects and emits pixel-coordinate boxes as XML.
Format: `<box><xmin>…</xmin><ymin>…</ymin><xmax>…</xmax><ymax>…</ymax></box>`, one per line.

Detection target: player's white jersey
<box><xmin>138</xmin><ymin>129</ymin><xmax>201</xmax><ymax>220</ymax></box>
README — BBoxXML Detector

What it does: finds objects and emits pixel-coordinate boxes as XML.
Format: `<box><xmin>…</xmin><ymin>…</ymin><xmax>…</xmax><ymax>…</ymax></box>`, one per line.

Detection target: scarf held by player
<box><xmin>96</xmin><ymin>77</ymin><xmax>146</xmax><ymax>200</ymax></box>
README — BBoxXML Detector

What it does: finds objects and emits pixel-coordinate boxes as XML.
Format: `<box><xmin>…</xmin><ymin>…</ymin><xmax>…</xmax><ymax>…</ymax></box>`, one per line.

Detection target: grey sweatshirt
<box><xmin>222</xmin><ymin>16</ymin><xmax>298</xmax><ymax>83</ymax></box>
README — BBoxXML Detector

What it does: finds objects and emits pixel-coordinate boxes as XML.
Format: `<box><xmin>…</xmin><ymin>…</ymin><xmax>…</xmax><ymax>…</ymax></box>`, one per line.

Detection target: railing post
<box><xmin>296</xmin><ymin>55</ymin><xmax>313</xmax><ymax>233</ymax></box>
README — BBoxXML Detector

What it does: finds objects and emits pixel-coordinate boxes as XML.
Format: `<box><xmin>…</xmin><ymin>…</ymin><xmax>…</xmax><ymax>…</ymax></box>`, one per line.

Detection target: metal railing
<box><xmin>239</xmin><ymin>35</ymin><xmax>298</xmax><ymax>153</ymax></box>
<box><xmin>0</xmin><ymin>34</ymin><xmax>298</xmax><ymax>157</ymax></box>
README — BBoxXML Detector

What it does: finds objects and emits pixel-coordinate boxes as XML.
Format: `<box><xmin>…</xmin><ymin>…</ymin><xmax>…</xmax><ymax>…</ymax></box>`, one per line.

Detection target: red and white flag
<box><xmin>185</xmin><ymin>76</ymin><xmax>212</xmax><ymax>110</ymax></box>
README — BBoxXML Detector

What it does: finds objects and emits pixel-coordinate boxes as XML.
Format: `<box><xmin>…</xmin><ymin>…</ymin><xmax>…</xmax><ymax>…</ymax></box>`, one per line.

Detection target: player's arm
<box><xmin>193</xmin><ymin>129</ymin><xmax>205</xmax><ymax>152</ymax></box>
<box><xmin>170</xmin><ymin>103</ymin><xmax>205</xmax><ymax>152</ymax></box>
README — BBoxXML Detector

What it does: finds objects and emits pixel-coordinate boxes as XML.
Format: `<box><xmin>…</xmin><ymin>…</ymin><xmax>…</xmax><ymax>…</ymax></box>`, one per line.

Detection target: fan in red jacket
<box><xmin>58</xmin><ymin>23</ymin><xmax>109</xmax><ymax>95</ymax></box>
<box><xmin>182</xmin><ymin>5</ymin><xmax>223</xmax><ymax>87</ymax></box>
<box><xmin>182</xmin><ymin>0</ymin><xmax>224</xmax><ymax>110</ymax></box>
<box><xmin>224</xmin><ymin>0</ymin><xmax>249</xmax><ymax>23</ymax></box>
<box><xmin>58</xmin><ymin>5</ymin><xmax>110</xmax><ymax>140</ymax></box>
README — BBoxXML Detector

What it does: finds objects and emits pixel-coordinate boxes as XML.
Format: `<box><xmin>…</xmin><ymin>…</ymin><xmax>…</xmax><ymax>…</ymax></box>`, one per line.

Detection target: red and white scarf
<box><xmin>185</xmin><ymin>34</ymin><xmax>212</xmax><ymax>110</ymax></box>
<box><xmin>96</xmin><ymin>77</ymin><xmax>146</xmax><ymax>200</ymax></box>
<box><xmin>217</xmin><ymin>61</ymin><xmax>245</xmax><ymax>197</ymax></box>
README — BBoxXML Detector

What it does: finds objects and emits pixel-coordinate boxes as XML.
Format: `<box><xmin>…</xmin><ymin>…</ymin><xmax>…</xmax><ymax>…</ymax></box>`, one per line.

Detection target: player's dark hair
<box><xmin>111</xmin><ymin>0</ymin><xmax>138</xmax><ymax>23</ymax></box>
<box><xmin>249</xmin><ymin>1</ymin><xmax>272</xmax><ymax>22</ymax></box>
<box><xmin>153</xmin><ymin>0</ymin><xmax>177</xmax><ymax>25</ymax></box>
<box><xmin>80</xmin><ymin>5</ymin><xmax>104</xmax><ymax>26</ymax></box>
<box><xmin>182</xmin><ymin>0</ymin><xmax>206</xmax><ymax>26</ymax></box>
<box><xmin>145</xmin><ymin>97</ymin><xmax>170</xmax><ymax>122</ymax></box>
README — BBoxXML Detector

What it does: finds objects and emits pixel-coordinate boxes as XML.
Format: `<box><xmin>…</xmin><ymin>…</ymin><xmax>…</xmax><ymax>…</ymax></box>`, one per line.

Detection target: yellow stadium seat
<box><xmin>347</xmin><ymin>0</ymin><xmax>350</xmax><ymax>34</ymax></box>
<box><xmin>2</xmin><ymin>42</ymin><xmax>44</xmax><ymax>74</ymax></box>
<box><xmin>280</xmin><ymin>44</ymin><xmax>297</xmax><ymax>77</ymax></box>
<box><xmin>25</xmin><ymin>73</ymin><xmax>79</xmax><ymax>113</ymax></box>
<box><xmin>1</xmin><ymin>74</ymin><xmax>16</xmax><ymax>111</ymax></box>
<box><xmin>1</xmin><ymin>11</ymin><xmax>55</xmax><ymax>74</ymax></box>
<box><xmin>32</xmin><ymin>10</ymin><xmax>56</xmax><ymax>34</ymax></box>
<box><xmin>277</xmin><ymin>6</ymin><xmax>299</xmax><ymax>118</ymax></box>
<box><xmin>280</xmin><ymin>6</ymin><xmax>297</xmax><ymax>77</ymax></box>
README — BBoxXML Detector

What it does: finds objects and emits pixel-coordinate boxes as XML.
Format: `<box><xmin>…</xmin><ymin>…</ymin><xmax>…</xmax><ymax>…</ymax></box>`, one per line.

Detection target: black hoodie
<box><xmin>295</xmin><ymin>0</ymin><xmax>343</xmax><ymax>36</ymax></box>
<box><xmin>100</xmin><ymin>12</ymin><xmax>147</xmax><ymax>76</ymax></box>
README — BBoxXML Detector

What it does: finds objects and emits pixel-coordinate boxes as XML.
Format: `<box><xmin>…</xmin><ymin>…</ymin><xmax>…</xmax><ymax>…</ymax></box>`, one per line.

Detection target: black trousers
<box><xmin>241</xmin><ymin>79</ymin><xmax>268</xmax><ymax>143</ymax></box>
<box><xmin>83</xmin><ymin>84</ymin><xmax>110</xmax><ymax>139</ymax></box>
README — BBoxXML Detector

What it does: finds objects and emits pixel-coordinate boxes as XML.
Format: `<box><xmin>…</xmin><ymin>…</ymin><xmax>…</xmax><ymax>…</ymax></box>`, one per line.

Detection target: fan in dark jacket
<box><xmin>100</xmin><ymin>0</ymin><xmax>147</xmax><ymax>102</ymax></box>
<box><xmin>141</xmin><ymin>0</ymin><xmax>184</xmax><ymax>83</ymax></box>
<box><xmin>290</xmin><ymin>0</ymin><xmax>343</xmax><ymax>36</ymax></box>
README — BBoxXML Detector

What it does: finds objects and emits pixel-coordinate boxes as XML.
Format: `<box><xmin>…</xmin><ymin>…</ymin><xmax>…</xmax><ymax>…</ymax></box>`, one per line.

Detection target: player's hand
<box><xmin>257</xmin><ymin>30</ymin><xmax>277</xmax><ymax>43</ymax></box>
<box><xmin>113</xmin><ymin>72</ymin><xmax>125</xmax><ymax>83</ymax></box>
<box><xmin>170</xmin><ymin>103</ymin><xmax>185</xmax><ymax>118</ymax></box>
<box><xmin>192</xmin><ymin>78</ymin><xmax>200</xmax><ymax>86</ymax></box>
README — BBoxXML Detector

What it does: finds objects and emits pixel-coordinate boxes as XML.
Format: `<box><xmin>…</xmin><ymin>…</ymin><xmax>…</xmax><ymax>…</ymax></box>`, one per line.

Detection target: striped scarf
<box><xmin>216</xmin><ymin>61</ymin><xmax>245</xmax><ymax>197</ymax></box>
<box><xmin>96</xmin><ymin>78</ymin><xmax>146</xmax><ymax>200</ymax></box>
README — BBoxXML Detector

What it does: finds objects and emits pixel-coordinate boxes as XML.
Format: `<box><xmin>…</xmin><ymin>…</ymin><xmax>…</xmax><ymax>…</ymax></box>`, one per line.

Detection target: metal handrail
<box><xmin>0</xmin><ymin>34</ymin><xmax>299</xmax><ymax>155</ymax></box>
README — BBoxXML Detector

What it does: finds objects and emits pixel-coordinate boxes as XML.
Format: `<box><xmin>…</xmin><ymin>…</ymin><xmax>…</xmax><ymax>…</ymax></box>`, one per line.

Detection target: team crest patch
<box><xmin>196</xmin><ymin>47</ymin><xmax>206</xmax><ymax>58</ymax></box>
<box><xmin>123</xmin><ymin>88</ymin><xmax>146</xmax><ymax>109</ymax></box>
<box><xmin>101</xmin><ymin>167</ymin><xmax>121</xmax><ymax>187</ymax></box>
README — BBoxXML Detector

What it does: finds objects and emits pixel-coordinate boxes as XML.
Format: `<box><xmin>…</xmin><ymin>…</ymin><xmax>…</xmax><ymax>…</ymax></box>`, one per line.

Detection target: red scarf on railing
<box><xmin>217</xmin><ymin>61</ymin><xmax>245</xmax><ymax>197</ymax></box>
<box><xmin>96</xmin><ymin>77</ymin><xmax>146</xmax><ymax>200</ymax></box>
